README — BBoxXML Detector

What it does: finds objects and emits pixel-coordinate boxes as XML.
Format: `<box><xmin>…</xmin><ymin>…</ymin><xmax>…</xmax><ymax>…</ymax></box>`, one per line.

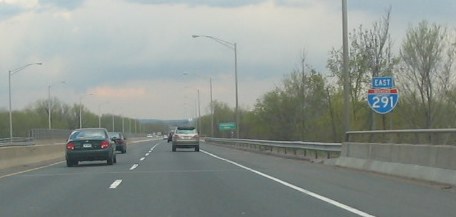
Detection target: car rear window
<box><xmin>176</xmin><ymin>129</ymin><xmax>197</xmax><ymax>134</ymax></box>
<box><xmin>108</xmin><ymin>132</ymin><xmax>121</xmax><ymax>138</ymax></box>
<box><xmin>70</xmin><ymin>130</ymin><xmax>107</xmax><ymax>140</ymax></box>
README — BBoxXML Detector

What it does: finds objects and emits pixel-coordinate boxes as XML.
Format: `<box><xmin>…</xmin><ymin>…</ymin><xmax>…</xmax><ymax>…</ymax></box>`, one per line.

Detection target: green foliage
<box><xmin>4</xmin><ymin>14</ymin><xmax>456</xmax><ymax>143</ymax></box>
<box><xmin>328</xmin><ymin>9</ymin><xmax>398</xmax><ymax>130</ymax></box>
<box><xmin>0</xmin><ymin>98</ymin><xmax>164</xmax><ymax>138</ymax></box>
<box><xmin>398</xmin><ymin>20</ymin><xmax>456</xmax><ymax>128</ymax></box>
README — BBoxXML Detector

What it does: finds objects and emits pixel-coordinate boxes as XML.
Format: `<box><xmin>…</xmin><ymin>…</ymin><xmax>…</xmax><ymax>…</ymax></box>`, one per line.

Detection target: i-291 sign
<box><xmin>367</xmin><ymin>88</ymin><xmax>399</xmax><ymax>114</ymax></box>
<box><xmin>368</xmin><ymin>76</ymin><xmax>399</xmax><ymax>114</ymax></box>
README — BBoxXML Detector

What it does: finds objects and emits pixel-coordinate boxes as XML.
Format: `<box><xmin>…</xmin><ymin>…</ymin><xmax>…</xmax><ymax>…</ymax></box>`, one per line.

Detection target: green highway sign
<box><xmin>218</xmin><ymin>122</ymin><xmax>236</xmax><ymax>130</ymax></box>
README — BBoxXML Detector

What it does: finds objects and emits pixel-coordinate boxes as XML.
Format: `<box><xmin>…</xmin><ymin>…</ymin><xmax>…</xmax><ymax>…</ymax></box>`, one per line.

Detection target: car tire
<box><xmin>172</xmin><ymin>145</ymin><xmax>176</xmax><ymax>152</ymax></box>
<box><xmin>107</xmin><ymin>154</ymin><xmax>114</xmax><ymax>165</ymax></box>
<box><xmin>122</xmin><ymin>146</ymin><xmax>126</xmax><ymax>154</ymax></box>
<box><xmin>195</xmin><ymin>146</ymin><xmax>200</xmax><ymax>152</ymax></box>
<box><xmin>66</xmin><ymin>159</ymin><xmax>73</xmax><ymax>167</ymax></box>
<box><xmin>113</xmin><ymin>154</ymin><xmax>117</xmax><ymax>163</ymax></box>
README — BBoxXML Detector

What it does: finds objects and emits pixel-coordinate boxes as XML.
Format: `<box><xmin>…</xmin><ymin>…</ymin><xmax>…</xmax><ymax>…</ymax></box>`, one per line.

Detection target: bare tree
<box><xmin>361</xmin><ymin>8</ymin><xmax>398</xmax><ymax>129</ymax></box>
<box><xmin>398</xmin><ymin>21</ymin><xmax>456</xmax><ymax>128</ymax></box>
<box><xmin>327</xmin><ymin>8</ymin><xmax>397</xmax><ymax>128</ymax></box>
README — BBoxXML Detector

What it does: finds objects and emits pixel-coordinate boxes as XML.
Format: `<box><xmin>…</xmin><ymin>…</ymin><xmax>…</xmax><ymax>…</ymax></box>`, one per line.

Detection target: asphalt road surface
<box><xmin>0</xmin><ymin>140</ymin><xmax>455</xmax><ymax>217</ymax></box>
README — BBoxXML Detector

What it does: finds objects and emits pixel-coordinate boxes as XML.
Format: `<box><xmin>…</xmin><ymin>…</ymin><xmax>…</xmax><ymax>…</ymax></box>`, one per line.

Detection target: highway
<box><xmin>0</xmin><ymin>140</ymin><xmax>455</xmax><ymax>217</ymax></box>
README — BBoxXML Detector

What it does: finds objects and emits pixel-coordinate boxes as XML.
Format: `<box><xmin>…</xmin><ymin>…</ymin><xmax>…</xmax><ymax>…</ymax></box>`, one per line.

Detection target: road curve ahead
<box><xmin>0</xmin><ymin>140</ymin><xmax>455</xmax><ymax>217</ymax></box>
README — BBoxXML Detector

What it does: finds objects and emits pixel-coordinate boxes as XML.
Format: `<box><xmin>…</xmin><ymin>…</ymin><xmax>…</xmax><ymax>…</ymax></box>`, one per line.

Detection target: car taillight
<box><xmin>66</xmin><ymin>142</ymin><xmax>75</xmax><ymax>150</ymax></box>
<box><xmin>100</xmin><ymin>140</ymin><xmax>110</xmax><ymax>149</ymax></box>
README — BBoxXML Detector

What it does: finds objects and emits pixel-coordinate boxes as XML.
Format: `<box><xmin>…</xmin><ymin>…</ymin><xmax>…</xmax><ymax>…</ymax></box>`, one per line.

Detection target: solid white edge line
<box><xmin>0</xmin><ymin>161</ymin><xmax>65</xmax><ymax>180</ymax></box>
<box><xmin>109</xmin><ymin>179</ymin><xmax>122</xmax><ymax>189</ymax></box>
<box><xmin>201</xmin><ymin>150</ymin><xmax>375</xmax><ymax>217</ymax></box>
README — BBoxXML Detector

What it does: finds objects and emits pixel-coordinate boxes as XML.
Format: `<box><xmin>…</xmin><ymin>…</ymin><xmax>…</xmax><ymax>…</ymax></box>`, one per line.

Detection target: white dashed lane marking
<box><xmin>130</xmin><ymin>164</ymin><xmax>139</xmax><ymax>170</ymax></box>
<box><xmin>130</xmin><ymin>143</ymin><xmax>160</xmax><ymax>171</ymax></box>
<box><xmin>109</xmin><ymin>180</ymin><xmax>122</xmax><ymax>189</ymax></box>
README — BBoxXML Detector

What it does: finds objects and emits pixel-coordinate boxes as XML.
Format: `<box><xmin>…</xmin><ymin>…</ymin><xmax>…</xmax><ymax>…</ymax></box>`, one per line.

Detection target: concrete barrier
<box><xmin>328</xmin><ymin>142</ymin><xmax>456</xmax><ymax>185</ymax></box>
<box><xmin>0</xmin><ymin>144</ymin><xmax>64</xmax><ymax>170</ymax></box>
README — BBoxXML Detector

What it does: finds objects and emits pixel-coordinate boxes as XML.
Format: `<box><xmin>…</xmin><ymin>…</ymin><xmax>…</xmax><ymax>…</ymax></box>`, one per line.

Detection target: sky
<box><xmin>0</xmin><ymin>0</ymin><xmax>455</xmax><ymax>120</ymax></box>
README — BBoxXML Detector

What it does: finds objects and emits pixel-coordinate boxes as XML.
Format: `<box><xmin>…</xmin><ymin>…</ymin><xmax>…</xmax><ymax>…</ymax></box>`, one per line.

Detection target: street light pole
<box><xmin>192</xmin><ymin>35</ymin><xmax>240</xmax><ymax>138</ymax></box>
<box><xmin>197</xmin><ymin>89</ymin><xmax>201</xmax><ymax>132</ymax></box>
<box><xmin>79</xmin><ymin>97</ymin><xmax>83</xmax><ymax>129</ymax></box>
<box><xmin>79</xmin><ymin>93</ymin><xmax>93</xmax><ymax>128</ymax></box>
<box><xmin>112</xmin><ymin>114</ymin><xmax>115</xmax><ymax>131</ymax></box>
<box><xmin>98</xmin><ymin>114</ymin><xmax>102</xmax><ymax>128</ymax></box>
<box><xmin>48</xmin><ymin>84</ymin><xmax>51</xmax><ymax>129</ymax></box>
<box><xmin>8</xmin><ymin>71</ymin><xmax>12</xmax><ymax>142</ymax></box>
<box><xmin>48</xmin><ymin>81</ymin><xmax>65</xmax><ymax>129</ymax></box>
<box><xmin>342</xmin><ymin>0</ymin><xmax>351</xmax><ymax>134</ymax></box>
<box><xmin>129</xmin><ymin>118</ymin><xmax>132</xmax><ymax>134</ymax></box>
<box><xmin>122</xmin><ymin>115</ymin><xmax>125</xmax><ymax>133</ymax></box>
<box><xmin>8</xmin><ymin>62</ymin><xmax>42</xmax><ymax>143</ymax></box>
<box><xmin>98</xmin><ymin>101</ymin><xmax>109</xmax><ymax>128</ymax></box>
<box><xmin>210</xmin><ymin>77</ymin><xmax>214</xmax><ymax>137</ymax></box>
<box><xmin>234</xmin><ymin>42</ymin><xmax>239</xmax><ymax>138</ymax></box>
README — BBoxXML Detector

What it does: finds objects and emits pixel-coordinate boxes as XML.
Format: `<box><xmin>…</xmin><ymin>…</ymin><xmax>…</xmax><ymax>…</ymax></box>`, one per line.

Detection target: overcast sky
<box><xmin>0</xmin><ymin>0</ymin><xmax>455</xmax><ymax>120</ymax></box>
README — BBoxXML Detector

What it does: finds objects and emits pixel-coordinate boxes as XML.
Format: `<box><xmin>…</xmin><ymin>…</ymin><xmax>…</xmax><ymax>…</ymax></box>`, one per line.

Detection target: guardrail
<box><xmin>0</xmin><ymin>137</ymin><xmax>35</xmax><ymax>147</ymax></box>
<box><xmin>345</xmin><ymin>128</ymin><xmax>456</xmax><ymax>145</ymax></box>
<box><xmin>205</xmin><ymin>138</ymin><xmax>341</xmax><ymax>159</ymax></box>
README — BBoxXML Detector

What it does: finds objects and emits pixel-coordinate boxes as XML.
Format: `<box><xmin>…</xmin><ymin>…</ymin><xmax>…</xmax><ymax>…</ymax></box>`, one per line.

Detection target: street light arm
<box><xmin>192</xmin><ymin>33</ymin><xmax>239</xmax><ymax>138</ymax></box>
<box><xmin>10</xmin><ymin>63</ymin><xmax>42</xmax><ymax>76</ymax></box>
<box><xmin>192</xmin><ymin>35</ymin><xmax>235</xmax><ymax>50</ymax></box>
<box><xmin>8</xmin><ymin>62</ymin><xmax>43</xmax><ymax>143</ymax></box>
<box><xmin>49</xmin><ymin>80</ymin><xmax>66</xmax><ymax>88</ymax></box>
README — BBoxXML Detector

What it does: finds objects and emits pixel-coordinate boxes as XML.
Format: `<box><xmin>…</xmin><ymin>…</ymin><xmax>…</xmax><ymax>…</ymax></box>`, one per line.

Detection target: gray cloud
<box><xmin>125</xmin><ymin>0</ymin><xmax>320</xmax><ymax>8</ymax></box>
<box><xmin>127</xmin><ymin>0</ymin><xmax>266</xmax><ymax>7</ymax></box>
<box><xmin>39</xmin><ymin>0</ymin><xmax>86</xmax><ymax>10</ymax></box>
<box><xmin>1</xmin><ymin>0</ymin><xmax>455</xmax><ymax>119</ymax></box>
<box><xmin>0</xmin><ymin>3</ymin><xmax>25</xmax><ymax>21</ymax></box>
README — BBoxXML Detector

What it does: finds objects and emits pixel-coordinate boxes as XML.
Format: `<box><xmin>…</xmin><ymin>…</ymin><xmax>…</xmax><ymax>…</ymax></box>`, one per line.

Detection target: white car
<box><xmin>172</xmin><ymin>126</ymin><xmax>199</xmax><ymax>152</ymax></box>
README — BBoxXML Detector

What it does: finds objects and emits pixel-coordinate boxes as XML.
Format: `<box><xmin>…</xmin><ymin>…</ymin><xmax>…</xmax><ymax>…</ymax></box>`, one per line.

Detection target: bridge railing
<box><xmin>345</xmin><ymin>128</ymin><xmax>456</xmax><ymax>145</ymax></box>
<box><xmin>204</xmin><ymin>138</ymin><xmax>341</xmax><ymax>159</ymax></box>
<box><xmin>0</xmin><ymin>137</ymin><xmax>35</xmax><ymax>147</ymax></box>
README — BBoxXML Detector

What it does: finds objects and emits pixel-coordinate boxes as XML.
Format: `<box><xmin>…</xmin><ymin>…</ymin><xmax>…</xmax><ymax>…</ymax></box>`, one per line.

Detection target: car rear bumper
<box><xmin>173</xmin><ymin>141</ymin><xmax>199</xmax><ymax>148</ymax></box>
<box><xmin>66</xmin><ymin>149</ymin><xmax>112</xmax><ymax>161</ymax></box>
<box><xmin>115</xmin><ymin>143</ymin><xmax>126</xmax><ymax>151</ymax></box>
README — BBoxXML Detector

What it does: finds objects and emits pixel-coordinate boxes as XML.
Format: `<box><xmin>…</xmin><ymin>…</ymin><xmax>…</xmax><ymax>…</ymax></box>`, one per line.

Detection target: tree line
<box><xmin>0</xmin><ymin>98</ymin><xmax>169</xmax><ymax>138</ymax></box>
<box><xmin>202</xmin><ymin>9</ymin><xmax>456</xmax><ymax>142</ymax></box>
<box><xmin>1</xmin><ymin>9</ymin><xmax>456</xmax><ymax>142</ymax></box>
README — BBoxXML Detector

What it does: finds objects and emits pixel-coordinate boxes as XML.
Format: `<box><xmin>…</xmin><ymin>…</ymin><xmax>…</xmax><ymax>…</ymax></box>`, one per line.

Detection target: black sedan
<box><xmin>108</xmin><ymin>132</ymin><xmax>127</xmax><ymax>154</ymax></box>
<box><xmin>65</xmin><ymin>128</ymin><xmax>117</xmax><ymax>167</ymax></box>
